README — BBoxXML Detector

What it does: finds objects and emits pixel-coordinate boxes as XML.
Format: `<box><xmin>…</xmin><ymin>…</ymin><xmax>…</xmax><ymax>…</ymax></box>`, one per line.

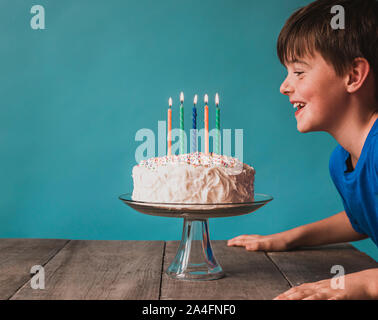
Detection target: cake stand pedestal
<box><xmin>119</xmin><ymin>194</ymin><xmax>273</xmax><ymax>281</ymax></box>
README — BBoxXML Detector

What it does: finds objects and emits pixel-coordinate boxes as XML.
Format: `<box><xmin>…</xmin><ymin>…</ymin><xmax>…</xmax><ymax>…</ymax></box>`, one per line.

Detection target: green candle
<box><xmin>180</xmin><ymin>92</ymin><xmax>184</xmax><ymax>154</ymax></box>
<box><xmin>215</xmin><ymin>93</ymin><xmax>220</xmax><ymax>154</ymax></box>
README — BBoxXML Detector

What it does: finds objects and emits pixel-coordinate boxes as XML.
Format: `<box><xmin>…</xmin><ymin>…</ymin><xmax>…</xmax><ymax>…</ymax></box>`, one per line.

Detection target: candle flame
<box><xmin>215</xmin><ymin>93</ymin><xmax>219</xmax><ymax>105</ymax></box>
<box><xmin>180</xmin><ymin>92</ymin><xmax>184</xmax><ymax>103</ymax></box>
<box><xmin>168</xmin><ymin>97</ymin><xmax>172</xmax><ymax>107</ymax></box>
<box><xmin>194</xmin><ymin>94</ymin><xmax>198</xmax><ymax>105</ymax></box>
<box><xmin>204</xmin><ymin>94</ymin><xmax>208</xmax><ymax>104</ymax></box>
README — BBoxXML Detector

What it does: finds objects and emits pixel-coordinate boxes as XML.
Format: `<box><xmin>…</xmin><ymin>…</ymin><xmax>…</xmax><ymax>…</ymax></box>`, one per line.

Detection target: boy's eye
<box><xmin>294</xmin><ymin>71</ymin><xmax>304</xmax><ymax>76</ymax></box>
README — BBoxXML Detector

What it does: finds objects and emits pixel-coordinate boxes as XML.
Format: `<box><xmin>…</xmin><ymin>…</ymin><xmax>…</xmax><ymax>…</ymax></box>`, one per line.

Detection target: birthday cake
<box><xmin>131</xmin><ymin>152</ymin><xmax>255</xmax><ymax>204</ymax></box>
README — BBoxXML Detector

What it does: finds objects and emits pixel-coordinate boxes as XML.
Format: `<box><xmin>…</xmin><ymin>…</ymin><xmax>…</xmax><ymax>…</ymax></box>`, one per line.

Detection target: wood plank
<box><xmin>11</xmin><ymin>240</ymin><xmax>165</xmax><ymax>300</ymax></box>
<box><xmin>0</xmin><ymin>238</ymin><xmax>69</xmax><ymax>300</ymax></box>
<box><xmin>160</xmin><ymin>240</ymin><xmax>291</xmax><ymax>300</ymax></box>
<box><xmin>268</xmin><ymin>243</ymin><xmax>378</xmax><ymax>287</ymax></box>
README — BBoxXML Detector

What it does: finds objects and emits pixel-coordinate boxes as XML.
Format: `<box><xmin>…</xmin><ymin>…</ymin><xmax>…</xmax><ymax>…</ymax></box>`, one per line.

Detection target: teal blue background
<box><xmin>1</xmin><ymin>0</ymin><xmax>377</xmax><ymax>261</ymax></box>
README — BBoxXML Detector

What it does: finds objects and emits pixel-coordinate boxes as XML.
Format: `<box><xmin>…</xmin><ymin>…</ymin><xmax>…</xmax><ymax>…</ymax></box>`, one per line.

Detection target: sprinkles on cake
<box><xmin>138</xmin><ymin>152</ymin><xmax>240</xmax><ymax>170</ymax></box>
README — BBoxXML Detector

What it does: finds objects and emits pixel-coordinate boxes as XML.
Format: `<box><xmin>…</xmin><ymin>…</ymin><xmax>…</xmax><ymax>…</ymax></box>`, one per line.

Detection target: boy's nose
<box><xmin>280</xmin><ymin>77</ymin><xmax>293</xmax><ymax>96</ymax></box>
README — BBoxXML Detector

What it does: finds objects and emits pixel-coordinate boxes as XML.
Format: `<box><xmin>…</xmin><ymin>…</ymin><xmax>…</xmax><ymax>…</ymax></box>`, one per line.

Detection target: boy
<box><xmin>228</xmin><ymin>0</ymin><xmax>378</xmax><ymax>300</ymax></box>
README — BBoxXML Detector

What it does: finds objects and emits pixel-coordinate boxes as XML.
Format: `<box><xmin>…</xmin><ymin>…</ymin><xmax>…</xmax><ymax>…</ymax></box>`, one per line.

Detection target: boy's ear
<box><xmin>345</xmin><ymin>57</ymin><xmax>370</xmax><ymax>93</ymax></box>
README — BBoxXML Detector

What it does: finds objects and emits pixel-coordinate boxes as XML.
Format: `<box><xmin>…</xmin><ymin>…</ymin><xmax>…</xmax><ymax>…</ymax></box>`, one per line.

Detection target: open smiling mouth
<box><xmin>293</xmin><ymin>102</ymin><xmax>306</xmax><ymax>116</ymax></box>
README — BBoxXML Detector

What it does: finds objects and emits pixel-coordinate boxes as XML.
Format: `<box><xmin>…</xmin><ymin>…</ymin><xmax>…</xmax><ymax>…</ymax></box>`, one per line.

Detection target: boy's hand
<box><xmin>227</xmin><ymin>211</ymin><xmax>368</xmax><ymax>252</ymax></box>
<box><xmin>227</xmin><ymin>233</ymin><xmax>292</xmax><ymax>251</ymax></box>
<box><xmin>274</xmin><ymin>268</ymin><xmax>378</xmax><ymax>300</ymax></box>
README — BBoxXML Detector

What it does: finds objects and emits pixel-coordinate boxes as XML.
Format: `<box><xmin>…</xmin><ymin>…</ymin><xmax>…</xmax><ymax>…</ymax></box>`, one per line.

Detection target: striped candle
<box><xmin>215</xmin><ymin>93</ymin><xmax>220</xmax><ymax>154</ymax></box>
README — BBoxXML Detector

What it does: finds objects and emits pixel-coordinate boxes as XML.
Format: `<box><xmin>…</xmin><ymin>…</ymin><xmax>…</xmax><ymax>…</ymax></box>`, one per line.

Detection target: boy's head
<box><xmin>277</xmin><ymin>0</ymin><xmax>378</xmax><ymax>133</ymax></box>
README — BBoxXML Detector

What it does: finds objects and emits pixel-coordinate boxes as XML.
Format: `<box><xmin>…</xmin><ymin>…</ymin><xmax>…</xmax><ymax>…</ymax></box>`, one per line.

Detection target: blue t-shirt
<box><xmin>329</xmin><ymin>118</ymin><xmax>378</xmax><ymax>247</ymax></box>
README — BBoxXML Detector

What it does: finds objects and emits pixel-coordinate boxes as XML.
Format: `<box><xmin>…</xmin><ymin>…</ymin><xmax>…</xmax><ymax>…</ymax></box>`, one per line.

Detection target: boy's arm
<box><xmin>288</xmin><ymin>210</ymin><xmax>368</xmax><ymax>248</ymax></box>
<box><xmin>228</xmin><ymin>211</ymin><xmax>368</xmax><ymax>251</ymax></box>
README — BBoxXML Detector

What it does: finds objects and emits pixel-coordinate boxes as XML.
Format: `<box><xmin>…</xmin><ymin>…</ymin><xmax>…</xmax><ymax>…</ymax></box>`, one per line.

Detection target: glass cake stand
<box><xmin>119</xmin><ymin>193</ymin><xmax>273</xmax><ymax>281</ymax></box>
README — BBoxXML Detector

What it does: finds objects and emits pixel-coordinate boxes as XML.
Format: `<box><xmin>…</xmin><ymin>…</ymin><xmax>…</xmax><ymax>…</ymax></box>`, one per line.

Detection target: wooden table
<box><xmin>1</xmin><ymin>239</ymin><xmax>377</xmax><ymax>300</ymax></box>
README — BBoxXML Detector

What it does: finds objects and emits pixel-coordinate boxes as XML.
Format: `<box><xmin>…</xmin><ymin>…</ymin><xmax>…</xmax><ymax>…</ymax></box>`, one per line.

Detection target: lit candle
<box><xmin>192</xmin><ymin>94</ymin><xmax>197</xmax><ymax>152</ymax></box>
<box><xmin>180</xmin><ymin>92</ymin><xmax>184</xmax><ymax>154</ymax></box>
<box><xmin>215</xmin><ymin>93</ymin><xmax>220</xmax><ymax>154</ymax></box>
<box><xmin>204</xmin><ymin>94</ymin><xmax>209</xmax><ymax>155</ymax></box>
<box><xmin>167</xmin><ymin>97</ymin><xmax>172</xmax><ymax>156</ymax></box>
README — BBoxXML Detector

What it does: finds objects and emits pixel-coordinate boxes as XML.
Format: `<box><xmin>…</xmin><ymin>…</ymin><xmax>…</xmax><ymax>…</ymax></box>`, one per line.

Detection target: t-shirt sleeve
<box><xmin>344</xmin><ymin>206</ymin><xmax>365</xmax><ymax>235</ymax></box>
<box><xmin>329</xmin><ymin>145</ymin><xmax>366</xmax><ymax>235</ymax></box>
<box><xmin>373</xmin><ymin>136</ymin><xmax>378</xmax><ymax>193</ymax></box>
<box><xmin>329</xmin><ymin>146</ymin><xmax>340</xmax><ymax>183</ymax></box>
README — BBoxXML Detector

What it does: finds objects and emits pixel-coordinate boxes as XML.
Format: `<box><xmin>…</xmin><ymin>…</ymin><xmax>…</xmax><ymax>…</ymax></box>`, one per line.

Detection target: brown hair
<box><xmin>277</xmin><ymin>0</ymin><xmax>378</xmax><ymax>101</ymax></box>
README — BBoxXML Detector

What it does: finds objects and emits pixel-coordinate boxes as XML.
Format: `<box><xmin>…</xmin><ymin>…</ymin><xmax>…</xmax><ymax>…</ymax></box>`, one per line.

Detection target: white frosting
<box><xmin>132</xmin><ymin>153</ymin><xmax>255</xmax><ymax>204</ymax></box>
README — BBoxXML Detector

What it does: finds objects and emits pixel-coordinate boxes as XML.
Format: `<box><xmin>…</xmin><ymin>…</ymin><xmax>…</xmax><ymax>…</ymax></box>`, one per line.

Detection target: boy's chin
<box><xmin>297</xmin><ymin>120</ymin><xmax>324</xmax><ymax>133</ymax></box>
<box><xmin>297</xmin><ymin>125</ymin><xmax>311</xmax><ymax>133</ymax></box>
<box><xmin>296</xmin><ymin>121</ymin><xmax>316</xmax><ymax>133</ymax></box>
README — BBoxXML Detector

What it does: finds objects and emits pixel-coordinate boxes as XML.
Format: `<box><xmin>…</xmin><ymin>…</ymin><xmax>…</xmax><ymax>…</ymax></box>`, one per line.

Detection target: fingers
<box><xmin>227</xmin><ymin>235</ymin><xmax>275</xmax><ymax>252</ymax></box>
<box><xmin>274</xmin><ymin>284</ymin><xmax>314</xmax><ymax>300</ymax></box>
<box><xmin>303</xmin><ymin>293</ymin><xmax>328</xmax><ymax>300</ymax></box>
<box><xmin>227</xmin><ymin>234</ymin><xmax>260</xmax><ymax>247</ymax></box>
<box><xmin>328</xmin><ymin>294</ymin><xmax>344</xmax><ymax>300</ymax></box>
<box><xmin>274</xmin><ymin>281</ymin><xmax>338</xmax><ymax>300</ymax></box>
<box><xmin>227</xmin><ymin>234</ymin><xmax>288</xmax><ymax>252</ymax></box>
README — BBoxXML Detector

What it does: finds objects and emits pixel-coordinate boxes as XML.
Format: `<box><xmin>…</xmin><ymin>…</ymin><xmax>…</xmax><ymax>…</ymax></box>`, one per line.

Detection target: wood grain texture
<box><xmin>0</xmin><ymin>238</ymin><xmax>69</xmax><ymax>300</ymax></box>
<box><xmin>160</xmin><ymin>240</ymin><xmax>291</xmax><ymax>300</ymax></box>
<box><xmin>268</xmin><ymin>243</ymin><xmax>378</xmax><ymax>287</ymax></box>
<box><xmin>11</xmin><ymin>240</ymin><xmax>165</xmax><ymax>300</ymax></box>
<box><xmin>3</xmin><ymin>239</ymin><xmax>377</xmax><ymax>300</ymax></box>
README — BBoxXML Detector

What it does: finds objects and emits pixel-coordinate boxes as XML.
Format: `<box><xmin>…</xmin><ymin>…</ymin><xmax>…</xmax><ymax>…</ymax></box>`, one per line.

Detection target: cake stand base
<box><xmin>119</xmin><ymin>193</ymin><xmax>273</xmax><ymax>281</ymax></box>
<box><xmin>166</xmin><ymin>218</ymin><xmax>225</xmax><ymax>281</ymax></box>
